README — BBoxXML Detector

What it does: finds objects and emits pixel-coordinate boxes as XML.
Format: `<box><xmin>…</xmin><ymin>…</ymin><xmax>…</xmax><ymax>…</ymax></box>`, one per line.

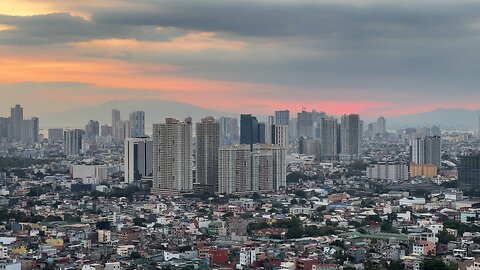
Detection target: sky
<box><xmin>2</xmin><ymin>0</ymin><xmax>480</xmax><ymax>117</ymax></box>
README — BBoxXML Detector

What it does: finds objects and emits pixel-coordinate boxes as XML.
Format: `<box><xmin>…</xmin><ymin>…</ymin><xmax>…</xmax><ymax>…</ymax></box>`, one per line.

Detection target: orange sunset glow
<box><xmin>1</xmin><ymin>0</ymin><xmax>480</xmax><ymax>121</ymax></box>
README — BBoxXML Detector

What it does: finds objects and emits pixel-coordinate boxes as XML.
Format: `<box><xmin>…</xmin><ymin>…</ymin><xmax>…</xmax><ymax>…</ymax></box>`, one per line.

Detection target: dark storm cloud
<box><xmin>0</xmin><ymin>13</ymin><xmax>183</xmax><ymax>45</ymax></box>
<box><xmin>92</xmin><ymin>0</ymin><xmax>480</xmax><ymax>40</ymax></box>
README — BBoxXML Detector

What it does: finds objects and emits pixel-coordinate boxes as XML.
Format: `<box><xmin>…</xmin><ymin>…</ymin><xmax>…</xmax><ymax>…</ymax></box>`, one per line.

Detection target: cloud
<box><xmin>0</xmin><ymin>13</ymin><xmax>184</xmax><ymax>45</ymax></box>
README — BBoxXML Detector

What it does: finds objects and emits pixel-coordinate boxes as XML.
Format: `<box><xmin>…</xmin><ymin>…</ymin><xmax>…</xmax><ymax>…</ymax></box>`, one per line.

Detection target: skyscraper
<box><xmin>0</xmin><ymin>118</ymin><xmax>9</xmax><ymax>141</ymax></box>
<box><xmin>320</xmin><ymin>117</ymin><xmax>338</xmax><ymax>161</ymax></box>
<box><xmin>218</xmin><ymin>144</ymin><xmax>286</xmax><ymax>194</ymax></box>
<box><xmin>411</xmin><ymin>135</ymin><xmax>441</xmax><ymax>168</ymax></box>
<box><xmin>240</xmin><ymin>114</ymin><xmax>259</xmax><ymax>146</ymax></box>
<box><xmin>253</xmin><ymin>144</ymin><xmax>286</xmax><ymax>191</ymax></box>
<box><xmin>275</xmin><ymin>110</ymin><xmax>290</xmax><ymax>125</ymax></box>
<box><xmin>48</xmin><ymin>128</ymin><xmax>63</xmax><ymax>143</ymax></box>
<box><xmin>297</xmin><ymin>110</ymin><xmax>314</xmax><ymax>138</ymax></box>
<box><xmin>112</xmin><ymin>109</ymin><xmax>121</xmax><ymax>141</ymax></box>
<box><xmin>376</xmin><ymin>116</ymin><xmax>386</xmax><ymax>135</ymax></box>
<box><xmin>21</xmin><ymin>117</ymin><xmax>39</xmax><ymax>145</ymax></box>
<box><xmin>218</xmin><ymin>144</ymin><xmax>252</xmax><ymax>194</ymax></box>
<box><xmin>124</xmin><ymin>137</ymin><xmax>153</xmax><ymax>183</ymax></box>
<box><xmin>10</xmin><ymin>104</ymin><xmax>23</xmax><ymax>142</ymax></box>
<box><xmin>63</xmin><ymin>129</ymin><xmax>84</xmax><ymax>156</ymax></box>
<box><xmin>340</xmin><ymin>114</ymin><xmax>361</xmax><ymax>162</ymax></box>
<box><xmin>85</xmin><ymin>120</ymin><xmax>100</xmax><ymax>140</ymax></box>
<box><xmin>219</xmin><ymin>117</ymin><xmax>239</xmax><ymax>146</ymax></box>
<box><xmin>152</xmin><ymin>118</ymin><xmax>193</xmax><ymax>196</ymax></box>
<box><xmin>196</xmin><ymin>117</ymin><xmax>220</xmax><ymax>193</ymax></box>
<box><xmin>258</xmin><ymin>122</ymin><xmax>266</xmax><ymax>144</ymax></box>
<box><xmin>271</xmin><ymin>125</ymin><xmax>289</xmax><ymax>148</ymax></box>
<box><xmin>129</xmin><ymin>110</ymin><xmax>145</xmax><ymax>138</ymax></box>
<box><xmin>458</xmin><ymin>153</ymin><xmax>480</xmax><ymax>192</ymax></box>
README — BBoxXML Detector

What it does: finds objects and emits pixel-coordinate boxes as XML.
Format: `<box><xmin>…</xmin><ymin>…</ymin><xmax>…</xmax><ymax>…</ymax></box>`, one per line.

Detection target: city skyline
<box><xmin>3</xmin><ymin>1</ymin><xmax>480</xmax><ymax>117</ymax></box>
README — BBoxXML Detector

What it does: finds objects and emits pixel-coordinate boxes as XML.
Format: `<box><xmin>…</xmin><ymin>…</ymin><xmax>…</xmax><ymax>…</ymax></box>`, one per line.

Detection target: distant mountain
<box><xmin>388</xmin><ymin>108</ymin><xmax>480</xmax><ymax>129</ymax></box>
<box><xmin>40</xmin><ymin>99</ymin><xmax>239</xmax><ymax>129</ymax></box>
<box><xmin>40</xmin><ymin>100</ymin><xmax>480</xmax><ymax>131</ymax></box>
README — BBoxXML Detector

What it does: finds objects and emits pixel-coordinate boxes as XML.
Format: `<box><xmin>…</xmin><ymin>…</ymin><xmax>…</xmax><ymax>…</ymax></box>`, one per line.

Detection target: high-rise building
<box><xmin>275</xmin><ymin>110</ymin><xmax>290</xmax><ymax>125</ymax></box>
<box><xmin>258</xmin><ymin>122</ymin><xmax>266</xmax><ymax>144</ymax></box>
<box><xmin>10</xmin><ymin>104</ymin><xmax>23</xmax><ymax>142</ymax></box>
<box><xmin>218</xmin><ymin>144</ymin><xmax>286</xmax><ymax>195</ymax></box>
<box><xmin>340</xmin><ymin>114</ymin><xmax>361</xmax><ymax>162</ymax></box>
<box><xmin>195</xmin><ymin>117</ymin><xmax>220</xmax><ymax>193</ymax></box>
<box><xmin>265</xmin><ymin>116</ymin><xmax>274</xmax><ymax>144</ymax></box>
<box><xmin>124</xmin><ymin>137</ymin><xmax>153</xmax><ymax>183</ymax></box>
<box><xmin>48</xmin><ymin>128</ymin><xmax>63</xmax><ymax>142</ymax></box>
<box><xmin>271</xmin><ymin>125</ymin><xmax>289</xmax><ymax>148</ymax></box>
<box><xmin>253</xmin><ymin>144</ymin><xmax>286</xmax><ymax>191</ymax></box>
<box><xmin>152</xmin><ymin>118</ymin><xmax>193</xmax><ymax>196</ymax></box>
<box><xmin>411</xmin><ymin>135</ymin><xmax>441</xmax><ymax>167</ymax></box>
<box><xmin>320</xmin><ymin>117</ymin><xmax>338</xmax><ymax>161</ymax></box>
<box><xmin>63</xmin><ymin>129</ymin><xmax>84</xmax><ymax>156</ymax></box>
<box><xmin>240</xmin><ymin>114</ymin><xmax>259</xmax><ymax>146</ymax></box>
<box><xmin>85</xmin><ymin>120</ymin><xmax>100</xmax><ymax>140</ymax></box>
<box><xmin>129</xmin><ymin>110</ymin><xmax>145</xmax><ymax>138</ymax></box>
<box><xmin>112</xmin><ymin>109</ymin><xmax>121</xmax><ymax>141</ymax></box>
<box><xmin>289</xmin><ymin>118</ymin><xmax>297</xmax><ymax>139</ymax></box>
<box><xmin>458</xmin><ymin>153</ymin><xmax>480</xmax><ymax>192</ymax></box>
<box><xmin>219</xmin><ymin>117</ymin><xmax>239</xmax><ymax>146</ymax></box>
<box><xmin>425</xmin><ymin>135</ymin><xmax>441</xmax><ymax>167</ymax></box>
<box><xmin>21</xmin><ymin>117</ymin><xmax>39</xmax><ymax>145</ymax></box>
<box><xmin>0</xmin><ymin>117</ymin><xmax>9</xmax><ymax>141</ymax></box>
<box><xmin>218</xmin><ymin>145</ymin><xmax>252</xmax><ymax>194</ymax></box>
<box><xmin>297</xmin><ymin>111</ymin><xmax>314</xmax><ymax>138</ymax></box>
<box><xmin>100</xmin><ymin>125</ymin><xmax>112</xmax><ymax>137</ymax></box>
<box><xmin>376</xmin><ymin>116</ymin><xmax>386</xmax><ymax>134</ymax></box>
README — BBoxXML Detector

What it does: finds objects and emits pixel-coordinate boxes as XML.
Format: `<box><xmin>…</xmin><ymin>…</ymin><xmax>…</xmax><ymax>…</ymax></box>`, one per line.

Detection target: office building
<box><xmin>219</xmin><ymin>117</ymin><xmax>239</xmax><ymax>146</ymax></box>
<box><xmin>320</xmin><ymin>117</ymin><xmax>339</xmax><ymax>161</ymax></box>
<box><xmin>240</xmin><ymin>114</ymin><xmax>259</xmax><ymax>146</ymax></box>
<box><xmin>340</xmin><ymin>114</ymin><xmax>361</xmax><ymax>162</ymax></box>
<box><xmin>196</xmin><ymin>117</ymin><xmax>220</xmax><ymax>193</ymax></box>
<box><xmin>458</xmin><ymin>153</ymin><xmax>480</xmax><ymax>192</ymax></box>
<box><xmin>129</xmin><ymin>110</ymin><xmax>145</xmax><ymax>138</ymax></box>
<box><xmin>275</xmin><ymin>110</ymin><xmax>290</xmax><ymax>125</ymax></box>
<box><xmin>124</xmin><ymin>137</ymin><xmax>153</xmax><ymax>183</ymax></box>
<box><xmin>258</xmin><ymin>122</ymin><xmax>266</xmax><ymax>144</ymax></box>
<box><xmin>152</xmin><ymin>118</ymin><xmax>193</xmax><ymax>196</ymax></box>
<box><xmin>63</xmin><ymin>129</ymin><xmax>84</xmax><ymax>156</ymax></box>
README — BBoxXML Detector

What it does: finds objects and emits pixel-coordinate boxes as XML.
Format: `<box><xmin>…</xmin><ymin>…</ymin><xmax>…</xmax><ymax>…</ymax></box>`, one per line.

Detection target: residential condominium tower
<box><xmin>152</xmin><ymin>118</ymin><xmax>193</xmax><ymax>196</ymax></box>
<box><xmin>196</xmin><ymin>117</ymin><xmax>220</xmax><ymax>193</ymax></box>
